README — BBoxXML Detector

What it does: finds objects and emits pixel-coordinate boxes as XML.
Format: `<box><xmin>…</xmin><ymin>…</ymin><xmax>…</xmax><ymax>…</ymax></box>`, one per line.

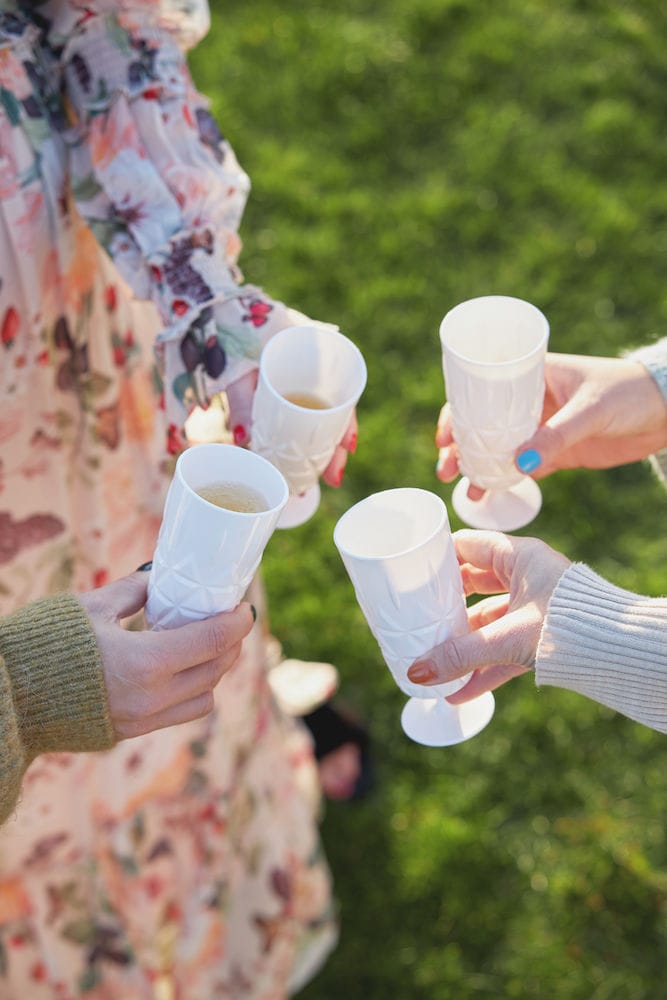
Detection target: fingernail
<box><xmin>517</xmin><ymin>448</ymin><xmax>542</xmax><ymax>474</ymax></box>
<box><xmin>435</xmin><ymin>448</ymin><xmax>446</xmax><ymax>474</ymax></box>
<box><xmin>136</xmin><ymin>561</ymin><xmax>153</xmax><ymax>571</ymax></box>
<box><xmin>334</xmin><ymin>466</ymin><xmax>345</xmax><ymax>487</ymax></box>
<box><xmin>407</xmin><ymin>662</ymin><xmax>435</xmax><ymax>683</ymax></box>
<box><xmin>348</xmin><ymin>431</ymin><xmax>358</xmax><ymax>454</ymax></box>
<box><xmin>233</xmin><ymin>424</ymin><xmax>247</xmax><ymax>445</ymax></box>
<box><xmin>250</xmin><ymin>604</ymin><xmax>257</xmax><ymax>622</ymax></box>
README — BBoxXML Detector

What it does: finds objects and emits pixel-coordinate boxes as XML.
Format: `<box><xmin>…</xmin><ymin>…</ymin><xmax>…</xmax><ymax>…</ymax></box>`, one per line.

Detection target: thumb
<box><xmin>515</xmin><ymin>394</ymin><xmax>595</xmax><ymax>477</ymax></box>
<box><xmin>407</xmin><ymin>611</ymin><xmax>532</xmax><ymax>685</ymax></box>
<box><xmin>81</xmin><ymin>571</ymin><xmax>150</xmax><ymax>622</ymax></box>
<box><xmin>226</xmin><ymin>369</ymin><xmax>258</xmax><ymax>446</ymax></box>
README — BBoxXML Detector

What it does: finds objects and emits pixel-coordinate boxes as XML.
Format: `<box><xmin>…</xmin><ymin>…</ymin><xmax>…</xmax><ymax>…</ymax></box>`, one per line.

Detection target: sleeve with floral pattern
<box><xmin>60</xmin><ymin>11</ymin><xmax>323</xmax><ymax>450</ymax></box>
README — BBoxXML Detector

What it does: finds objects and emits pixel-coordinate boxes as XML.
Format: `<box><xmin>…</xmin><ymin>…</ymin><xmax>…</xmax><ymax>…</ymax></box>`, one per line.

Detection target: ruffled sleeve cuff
<box><xmin>60</xmin><ymin>12</ymin><xmax>304</xmax><ymax>442</ymax></box>
<box><xmin>535</xmin><ymin>563</ymin><xmax>667</xmax><ymax>733</ymax></box>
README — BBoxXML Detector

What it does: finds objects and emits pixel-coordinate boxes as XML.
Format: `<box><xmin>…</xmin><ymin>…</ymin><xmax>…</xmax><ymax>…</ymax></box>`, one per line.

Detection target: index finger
<box><xmin>322</xmin><ymin>411</ymin><xmax>358</xmax><ymax>487</ymax></box>
<box><xmin>226</xmin><ymin>369</ymin><xmax>259</xmax><ymax>446</ymax></box>
<box><xmin>435</xmin><ymin>403</ymin><xmax>454</xmax><ymax>447</ymax></box>
<box><xmin>453</xmin><ymin>529</ymin><xmax>518</xmax><ymax>591</ymax></box>
<box><xmin>466</xmin><ymin>593</ymin><xmax>510</xmax><ymax>630</ymax></box>
<box><xmin>143</xmin><ymin>603</ymin><xmax>255</xmax><ymax>674</ymax></box>
<box><xmin>338</xmin><ymin>410</ymin><xmax>358</xmax><ymax>453</ymax></box>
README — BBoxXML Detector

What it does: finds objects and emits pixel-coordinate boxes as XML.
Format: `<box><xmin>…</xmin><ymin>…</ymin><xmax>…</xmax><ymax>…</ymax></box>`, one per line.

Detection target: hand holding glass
<box><xmin>250</xmin><ymin>325</ymin><xmax>367</xmax><ymax>528</ymax></box>
<box><xmin>334</xmin><ymin>488</ymin><xmax>494</xmax><ymax>746</ymax></box>
<box><xmin>440</xmin><ymin>295</ymin><xmax>549</xmax><ymax>531</ymax></box>
<box><xmin>145</xmin><ymin>443</ymin><xmax>288</xmax><ymax>630</ymax></box>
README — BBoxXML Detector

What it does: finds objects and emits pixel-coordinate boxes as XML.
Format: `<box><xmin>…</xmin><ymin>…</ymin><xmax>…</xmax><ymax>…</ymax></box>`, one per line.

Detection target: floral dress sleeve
<box><xmin>59</xmin><ymin>7</ymin><xmax>309</xmax><ymax>452</ymax></box>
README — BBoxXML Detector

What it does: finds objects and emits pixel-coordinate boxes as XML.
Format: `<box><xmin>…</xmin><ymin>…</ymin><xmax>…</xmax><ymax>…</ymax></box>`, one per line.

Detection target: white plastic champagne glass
<box><xmin>334</xmin><ymin>488</ymin><xmax>495</xmax><ymax>747</ymax></box>
<box><xmin>250</xmin><ymin>325</ymin><xmax>367</xmax><ymax>528</ymax></box>
<box><xmin>145</xmin><ymin>443</ymin><xmax>288</xmax><ymax>630</ymax></box>
<box><xmin>440</xmin><ymin>295</ymin><xmax>549</xmax><ymax>531</ymax></box>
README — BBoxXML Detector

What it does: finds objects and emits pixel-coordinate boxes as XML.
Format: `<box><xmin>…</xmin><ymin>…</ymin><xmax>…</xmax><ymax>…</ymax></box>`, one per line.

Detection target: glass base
<box><xmin>277</xmin><ymin>483</ymin><xmax>321</xmax><ymax>529</ymax></box>
<box><xmin>400</xmin><ymin>691</ymin><xmax>495</xmax><ymax>747</ymax></box>
<box><xmin>452</xmin><ymin>476</ymin><xmax>542</xmax><ymax>531</ymax></box>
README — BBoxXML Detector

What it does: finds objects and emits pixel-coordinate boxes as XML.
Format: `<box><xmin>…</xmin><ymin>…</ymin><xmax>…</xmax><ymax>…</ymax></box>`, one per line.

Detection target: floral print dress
<box><xmin>0</xmin><ymin>1</ymin><xmax>336</xmax><ymax>996</ymax></box>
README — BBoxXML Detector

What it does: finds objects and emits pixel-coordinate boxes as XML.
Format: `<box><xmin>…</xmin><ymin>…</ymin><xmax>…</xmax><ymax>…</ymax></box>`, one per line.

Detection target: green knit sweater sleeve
<box><xmin>0</xmin><ymin>593</ymin><xmax>115</xmax><ymax>825</ymax></box>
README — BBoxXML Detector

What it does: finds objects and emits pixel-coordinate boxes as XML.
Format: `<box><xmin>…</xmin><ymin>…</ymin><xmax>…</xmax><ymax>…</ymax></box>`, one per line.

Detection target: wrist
<box><xmin>628</xmin><ymin>342</ymin><xmax>667</xmax><ymax>450</ymax></box>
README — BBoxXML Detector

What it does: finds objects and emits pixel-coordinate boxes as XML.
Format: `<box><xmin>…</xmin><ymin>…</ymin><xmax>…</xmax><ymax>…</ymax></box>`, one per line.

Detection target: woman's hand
<box><xmin>436</xmin><ymin>352</ymin><xmax>667</xmax><ymax>498</ymax></box>
<box><xmin>78</xmin><ymin>571</ymin><xmax>255</xmax><ymax>739</ymax></box>
<box><xmin>407</xmin><ymin>530</ymin><xmax>571</xmax><ymax>702</ymax></box>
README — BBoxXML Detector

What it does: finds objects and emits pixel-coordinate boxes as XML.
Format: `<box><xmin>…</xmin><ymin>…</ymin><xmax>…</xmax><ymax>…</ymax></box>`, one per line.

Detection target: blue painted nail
<box><xmin>516</xmin><ymin>449</ymin><xmax>542</xmax><ymax>474</ymax></box>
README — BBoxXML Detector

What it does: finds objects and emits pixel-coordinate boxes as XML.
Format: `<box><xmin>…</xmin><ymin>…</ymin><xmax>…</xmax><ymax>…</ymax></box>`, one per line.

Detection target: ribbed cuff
<box><xmin>0</xmin><ymin>593</ymin><xmax>115</xmax><ymax>760</ymax></box>
<box><xmin>62</xmin><ymin>14</ymin><xmax>186</xmax><ymax>113</ymax></box>
<box><xmin>628</xmin><ymin>340</ymin><xmax>667</xmax><ymax>487</ymax></box>
<box><xmin>650</xmin><ymin>449</ymin><xmax>667</xmax><ymax>484</ymax></box>
<box><xmin>535</xmin><ymin>563</ymin><xmax>667</xmax><ymax>732</ymax></box>
<box><xmin>631</xmin><ymin>339</ymin><xmax>667</xmax><ymax>405</ymax></box>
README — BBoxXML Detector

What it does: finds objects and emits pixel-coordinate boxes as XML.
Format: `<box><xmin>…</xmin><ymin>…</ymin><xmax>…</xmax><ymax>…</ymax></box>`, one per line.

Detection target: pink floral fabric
<box><xmin>0</xmin><ymin>1</ymin><xmax>336</xmax><ymax>996</ymax></box>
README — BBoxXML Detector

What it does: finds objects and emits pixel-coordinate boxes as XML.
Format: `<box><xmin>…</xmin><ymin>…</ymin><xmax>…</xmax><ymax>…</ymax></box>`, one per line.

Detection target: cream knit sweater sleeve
<box><xmin>535</xmin><ymin>337</ymin><xmax>667</xmax><ymax>730</ymax></box>
<box><xmin>536</xmin><ymin>565</ymin><xmax>667</xmax><ymax>731</ymax></box>
<box><xmin>0</xmin><ymin>593</ymin><xmax>115</xmax><ymax>825</ymax></box>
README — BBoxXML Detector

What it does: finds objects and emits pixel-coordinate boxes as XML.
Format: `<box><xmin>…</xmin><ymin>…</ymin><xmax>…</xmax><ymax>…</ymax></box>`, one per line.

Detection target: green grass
<box><xmin>191</xmin><ymin>2</ymin><xmax>667</xmax><ymax>996</ymax></box>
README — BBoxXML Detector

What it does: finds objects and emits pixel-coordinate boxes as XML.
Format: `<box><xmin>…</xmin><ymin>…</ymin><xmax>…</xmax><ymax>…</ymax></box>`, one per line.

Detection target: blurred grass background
<box><xmin>191</xmin><ymin>2</ymin><xmax>667</xmax><ymax>997</ymax></box>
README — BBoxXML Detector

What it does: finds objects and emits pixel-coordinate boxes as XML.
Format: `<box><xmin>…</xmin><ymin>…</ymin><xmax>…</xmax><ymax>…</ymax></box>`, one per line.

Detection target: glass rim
<box><xmin>260</xmin><ymin>325</ymin><xmax>367</xmax><ymax>414</ymax></box>
<box><xmin>176</xmin><ymin>442</ymin><xmax>289</xmax><ymax>516</ymax></box>
<box><xmin>334</xmin><ymin>487</ymin><xmax>449</xmax><ymax>561</ymax></box>
<box><xmin>439</xmin><ymin>295</ymin><xmax>549</xmax><ymax>369</ymax></box>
